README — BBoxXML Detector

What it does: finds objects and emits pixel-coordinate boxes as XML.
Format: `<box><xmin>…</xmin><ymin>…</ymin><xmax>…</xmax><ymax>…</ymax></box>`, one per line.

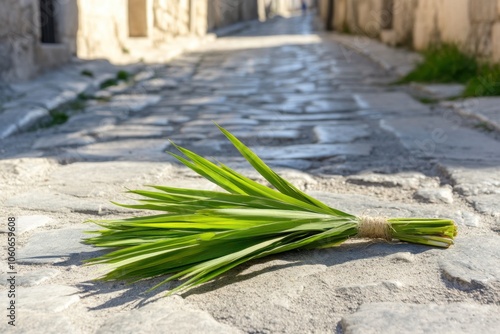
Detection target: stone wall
<box><xmin>207</xmin><ymin>0</ymin><xmax>260</xmax><ymax>31</ymax></box>
<box><xmin>78</xmin><ymin>0</ymin><xmax>257</xmax><ymax>61</ymax></box>
<box><xmin>319</xmin><ymin>0</ymin><xmax>500</xmax><ymax>63</ymax></box>
<box><xmin>0</xmin><ymin>0</ymin><xmax>75</xmax><ymax>82</ymax></box>
<box><xmin>1</xmin><ymin>0</ymin><xmax>260</xmax><ymax>81</ymax></box>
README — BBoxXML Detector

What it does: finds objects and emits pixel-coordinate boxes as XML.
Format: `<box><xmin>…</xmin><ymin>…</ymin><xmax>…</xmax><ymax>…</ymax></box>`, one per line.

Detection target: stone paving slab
<box><xmin>97</xmin><ymin>298</ymin><xmax>241</xmax><ymax>334</ymax></box>
<box><xmin>4</xmin><ymin>311</ymin><xmax>80</xmax><ymax>334</ymax></box>
<box><xmin>440</xmin><ymin>162</ymin><xmax>500</xmax><ymax>196</ymax></box>
<box><xmin>354</xmin><ymin>92</ymin><xmax>429</xmax><ymax>112</ymax></box>
<box><xmin>328</xmin><ymin>33</ymin><xmax>422</xmax><ymax>76</ymax></box>
<box><xmin>253</xmin><ymin>143</ymin><xmax>373</xmax><ymax>160</ymax></box>
<box><xmin>341</xmin><ymin>302</ymin><xmax>500</xmax><ymax>334</ymax></box>
<box><xmin>18</xmin><ymin>226</ymin><xmax>96</xmax><ymax>264</ymax></box>
<box><xmin>0</xmin><ymin>60</ymin><xmax>140</xmax><ymax>139</ymax></box>
<box><xmin>314</xmin><ymin>124</ymin><xmax>370</xmax><ymax>143</ymax></box>
<box><xmin>5</xmin><ymin>189</ymin><xmax>129</xmax><ymax>215</ymax></box>
<box><xmin>0</xmin><ymin>13</ymin><xmax>498</xmax><ymax>334</ymax></box>
<box><xmin>439</xmin><ymin>235</ymin><xmax>500</xmax><ymax>289</ymax></box>
<box><xmin>63</xmin><ymin>139</ymin><xmax>171</xmax><ymax>161</ymax></box>
<box><xmin>411</xmin><ymin>83</ymin><xmax>465</xmax><ymax>99</ymax></box>
<box><xmin>467</xmin><ymin>194</ymin><xmax>500</xmax><ymax>218</ymax></box>
<box><xmin>381</xmin><ymin>116</ymin><xmax>500</xmax><ymax>161</ymax></box>
<box><xmin>443</xmin><ymin>97</ymin><xmax>500</xmax><ymax>131</ymax></box>
<box><xmin>0</xmin><ymin>269</ymin><xmax>60</xmax><ymax>287</ymax></box>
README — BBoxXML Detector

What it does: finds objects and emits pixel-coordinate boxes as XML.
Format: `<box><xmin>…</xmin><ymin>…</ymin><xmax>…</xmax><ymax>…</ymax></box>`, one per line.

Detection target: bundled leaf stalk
<box><xmin>84</xmin><ymin>125</ymin><xmax>457</xmax><ymax>295</ymax></box>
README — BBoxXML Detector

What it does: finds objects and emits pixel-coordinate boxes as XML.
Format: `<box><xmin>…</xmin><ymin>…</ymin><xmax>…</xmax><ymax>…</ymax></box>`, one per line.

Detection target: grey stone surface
<box><xmin>441</xmin><ymin>163</ymin><xmax>500</xmax><ymax>196</ymax></box>
<box><xmin>47</xmin><ymin>161</ymin><xmax>181</xmax><ymax>197</ymax></box>
<box><xmin>64</xmin><ymin>139</ymin><xmax>170</xmax><ymax>161</ymax></box>
<box><xmin>0</xmin><ymin>268</ymin><xmax>60</xmax><ymax>287</ymax></box>
<box><xmin>381</xmin><ymin>116</ymin><xmax>500</xmax><ymax>161</ymax></box>
<box><xmin>0</xmin><ymin>59</ymin><xmax>135</xmax><ymax>139</ymax></box>
<box><xmin>16</xmin><ymin>215</ymin><xmax>53</xmax><ymax>234</ymax></box>
<box><xmin>5</xmin><ymin>189</ymin><xmax>126</xmax><ymax>214</ymax></box>
<box><xmin>90</xmin><ymin>124</ymin><xmax>170</xmax><ymax>140</ymax></box>
<box><xmin>3</xmin><ymin>311</ymin><xmax>79</xmax><ymax>334</ymax></box>
<box><xmin>342</xmin><ymin>302</ymin><xmax>500</xmax><ymax>334</ymax></box>
<box><xmin>314</xmin><ymin>124</ymin><xmax>370</xmax><ymax>143</ymax></box>
<box><xmin>0</xmin><ymin>158</ymin><xmax>58</xmax><ymax>186</ymax></box>
<box><xmin>17</xmin><ymin>285</ymin><xmax>80</xmax><ymax>312</ymax></box>
<box><xmin>444</xmin><ymin>97</ymin><xmax>500</xmax><ymax>131</ymax></box>
<box><xmin>230</xmin><ymin>129</ymin><xmax>300</xmax><ymax>140</ymax></box>
<box><xmin>18</xmin><ymin>226</ymin><xmax>97</xmax><ymax>264</ymax></box>
<box><xmin>305</xmin><ymin>100</ymin><xmax>359</xmax><ymax>113</ymax></box>
<box><xmin>440</xmin><ymin>236</ymin><xmax>500</xmax><ymax>288</ymax></box>
<box><xmin>126</xmin><ymin>115</ymin><xmax>170</xmax><ymax>126</ymax></box>
<box><xmin>330</xmin><ymin>33</ymin><xmax>422</xmax><ymax>76</ymax></box>
<box><xmin>412</xmin><ymin>83</ymin><xmax>465</xmax><ymax>99</ymax></box>
<box><xmin>253</xmin><ymin>143</ymin><xmax>372</xmax><ymax>160</ymax></box>
<box><xmin>467</xmin><ymin>194</ymin><xmax>500</xmax><ymax>217</ymax></box>
<box><xmin>0</xmin><ymin>13</ymin><xmax>498</xmax><ymax>334</ymax></box>
<box><xmin>108</xmin><ymin>94</ymin><xmax>161</xmax><ymax>112</ymax></box>
<box><xmin>32</xmin><ymin>132</ymin><xmax>96</xmax><ymax>149</ymax></box>
<box><xmin>97</xmin><ymin>298</ymin><xmax>241</xmax><ymax>334</ymax></box>
<box><xmin>346</xmin><ymin>172</ymin><xmax>437</xmax><ymax>189</ymax></box>
<box><xmin>354</xmin><ymin>92</ymin><xmax>428</xmax><ymax>112</ymax></box>
<box><xmin>414</xmin><ymin>187</ymin><xmax>454</xmax><ymax>204</ymax></box>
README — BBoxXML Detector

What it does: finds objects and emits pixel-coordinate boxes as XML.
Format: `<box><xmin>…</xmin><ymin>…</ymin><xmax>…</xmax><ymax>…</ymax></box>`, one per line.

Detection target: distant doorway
<box><xmin>128</xmin><ymin>0</ymin><xmax>149</xmax><ymax>37</ymax></box>
<box><xmin>40</xmin><ymin>0</ymin><xmax>57</xmax><ymax>43</ymax></box>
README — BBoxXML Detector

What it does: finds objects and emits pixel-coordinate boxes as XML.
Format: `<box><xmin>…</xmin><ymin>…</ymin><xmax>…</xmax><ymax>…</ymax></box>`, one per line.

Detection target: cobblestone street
<box><xmin>1</xmin><ymin>14</ymin><xmax>499</xmax><ymax>333</ymax></box>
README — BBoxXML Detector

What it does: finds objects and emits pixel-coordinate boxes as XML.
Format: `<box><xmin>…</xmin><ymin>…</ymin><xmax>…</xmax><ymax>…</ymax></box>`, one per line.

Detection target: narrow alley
<box><xmin>1</xmin><ymin>13</ymin><xmax>499</xmax><ymax>334</ymax></box>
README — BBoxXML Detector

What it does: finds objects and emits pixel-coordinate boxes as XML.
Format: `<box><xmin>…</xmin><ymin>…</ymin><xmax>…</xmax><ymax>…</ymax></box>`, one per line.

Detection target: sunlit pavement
<box><xmin>1</xmin><ymin>13</ymin><xmax>499</xmax><ymax>334</ymax></box>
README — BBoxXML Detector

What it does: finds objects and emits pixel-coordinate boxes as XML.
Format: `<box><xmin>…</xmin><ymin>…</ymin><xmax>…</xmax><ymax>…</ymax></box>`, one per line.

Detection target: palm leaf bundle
<box><xmin>84</xmin><ymin>125</ymin><xmax>457</xmax><ymax>295</ymax></box>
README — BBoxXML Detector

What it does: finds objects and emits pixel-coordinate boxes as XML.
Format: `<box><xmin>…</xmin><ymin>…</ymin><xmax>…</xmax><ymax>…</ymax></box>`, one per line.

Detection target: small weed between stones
<box><xmin>398</xmin><ymin>44</ymin><xmax>500</xmax><ymax>98</ymax></box>
<box><xmin>80</xmin><ymin>69</ymin><xmax>94</xmax><ymax>77</ymax></box>
<box><xmin>99</xmin><ymin>70</ymin><xmax>132</xmax><ymax>89</ymax></box>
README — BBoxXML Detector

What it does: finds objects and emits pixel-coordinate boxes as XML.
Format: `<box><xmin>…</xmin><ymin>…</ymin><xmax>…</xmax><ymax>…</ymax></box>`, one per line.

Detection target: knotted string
<box><xmin>357</xmin><ymin>216</ymin><xmax>391</xmax><ymax>241</ymax></box>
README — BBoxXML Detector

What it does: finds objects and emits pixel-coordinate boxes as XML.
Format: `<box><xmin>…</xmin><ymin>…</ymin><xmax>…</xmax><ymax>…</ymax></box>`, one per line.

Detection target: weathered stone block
<box><xmin>491</xmin><ymin>22</ymin><xmax>500</xmax><ymax>61</ymax></box>
<box><xmin>469</xmin><ymin>0</ymin><xmax>497</xmax><ymax>22</ymax></box>
<box><xmin>437</xmin><ymin>0</ymin><xmax>470</xmax><ymax>45</ymax></box>
<box><xmin>413</xmin><ymin>0</ymin><xmax>440</xmax><ymax>50</ymax></box>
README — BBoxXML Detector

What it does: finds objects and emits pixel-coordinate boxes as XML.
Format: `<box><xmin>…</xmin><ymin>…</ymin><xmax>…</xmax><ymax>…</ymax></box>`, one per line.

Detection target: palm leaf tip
<box><xmin>84</xmin><ymin>125</ymin><xmax>458</xmax><ymax>295</ymax></box>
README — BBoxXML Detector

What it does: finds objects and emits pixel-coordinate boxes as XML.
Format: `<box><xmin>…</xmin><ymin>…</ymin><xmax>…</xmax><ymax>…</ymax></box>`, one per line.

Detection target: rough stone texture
<box><xmin>0</xmin><ymin>0</ymin><xmax>73</xmax><ymax>81</ymax></box>
<box><xmin>15</xmin><ymin>215</ymin><xmax>53</xmax><ymax>234</ymax></box>
<box><xmin>342</xmin><ymin>302</ymin><xmax>500</xmax><ymax>334</ymax></box>
<box><xmin>314</xmin><ymin>124</ymin><xmax>370</xmax><ymax>143</ymax></box>
<box><xmin>440</xmin><ymin>162</ymin><xmax>500</xmax><ymax>196</ymax></box>
<box><xmin>380</xmin><ymin>116</ymin><xmax>500</xmax><ymax>161</ymax></box>
<box><xmin>3</xmin><ymin>311</ymin><xmax>80</xmax><ymax>334</ymax></box>
<box><xmin>5</xmin><ymin>189</ymin><xmax>127</xmax><ymax>215</ymax></box>
<box><xmin>0</xmin><ymin>13</ymin><xmax>498</xmax><ymax>334</ymax></box>
<box><xmin>32</xmin><ymin>132</ymin><xmax>96</xmax><ymax>149</ymax></box>
<box><xmin>17</xmin><ymin>285</ymin><xmax>80</xmax><ymax>312</ymax></box>
<box><xmin>347</xmin><ymin>172</ymin><xmax>438</xmax><ymax>189</ymax></box>
<box><xmin>0</xmin><ymin>158</ymin><xmax>57</xmax><ymax>186</ymax></box>
<box><xmin>97</xmin><ymin>297</ymin><xmax>241</xmax><ymax>334</ymax></box>
<box><xmin>444</xmin><ymin>97</ymin><xmax>500</xmax><ymax>132</ymax></box>
<box><xmin>439</xmin><ymin>236</ymin><xmax>500</xmax><ymax>288</ymax></box>
<box><xmin>324</xmin><ymin>0</ymin><xmax>500</xmax><ymax>61</ymax></box>
<box><xmin>354</xmin><ymin>92</ymin><xmax>428</xmax><ymax>112</ymax></box>
<box><xmin>414</xmin><ymin>187</ymin><xmax>454</xmax><ymax>204</ymax></box>
<box><xmin>0</xmin><ymin>268</ymin><xmax>60</xmax><ymax>287</ymax></box>
<box><xmin>412</xmin><ymin>83</ymin><xmax>465</xmax><ymax>99</ymax></box>
<box><xmin>64</xmin><ymin>139</ymin><xmax>171</xmax><ymax>161</ymax></box>
<box><xmin>18</xmin><ymin>226</ymin><xmax>97</xmax><ymax>264</ymax></box>
<box><xmin>467</xmin><ymin>194</ymin><xmax>500</xmax><ymax>217</ymax></box>
<box><xmin>253</xmin><ymin>143</ymin><xmax>373</xmax><ymax>160</ymax></box>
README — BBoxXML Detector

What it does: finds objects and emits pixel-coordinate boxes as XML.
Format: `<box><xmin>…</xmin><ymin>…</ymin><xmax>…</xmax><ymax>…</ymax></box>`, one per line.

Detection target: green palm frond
<box><xmin>84</xmin><ymin>126</ymin><xmax>457</xmax><ymax>295</ymax></box>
